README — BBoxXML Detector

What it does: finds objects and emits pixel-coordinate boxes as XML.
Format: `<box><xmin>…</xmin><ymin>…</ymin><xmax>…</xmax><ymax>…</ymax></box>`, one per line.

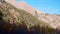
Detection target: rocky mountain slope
<box><xmin>5</xmin><ymin>0</ymin><xmax>60</xmax><ymax>29</ymax></box>
<box><xmin>0</xmin><ymin>0</ymin><xmax>58</xmax><ymax>34</ymax></box>
<box><xmin>0</xmin><ymin>1</ymin><xmax>60</xmax><ymax>34</ymax></box>
<box><xmin>5</xmin><ymin>0</ymin><xmax>43</xmax><ymax>16</ymax></box>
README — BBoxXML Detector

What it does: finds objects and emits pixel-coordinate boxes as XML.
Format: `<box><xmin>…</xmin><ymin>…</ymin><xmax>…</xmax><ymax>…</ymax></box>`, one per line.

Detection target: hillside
<box><xmin>5</xmin><ymin>0</ymin><xmax>43</xmax><ymax>16</ymax></box>
<box><xmin>0</xmin><ymin>0</ymin><xmax>50</xmax><ymax>28</ymax></box>
<box><xmin>5</xmin><ymin>0</ymin><xmax>60</xmax><ymax>29</ymax></box>
<box><xmin>0</xmin><ymin>0</ymin><xmax>59</xmax><ymax>34</ymax></box>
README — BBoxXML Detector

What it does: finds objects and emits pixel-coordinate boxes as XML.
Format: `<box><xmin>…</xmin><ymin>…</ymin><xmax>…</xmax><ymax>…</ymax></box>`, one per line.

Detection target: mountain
<box><xmin>0</xmin><ymin>0</ymin><xmax>60</xmax><ymax>34</ymax></box>
<box><xmin>6</xmin><ymin>0</ymin><xmax>60</xmax><ymax>29</ymax></box>
<box><xmin>5</xmin><ymin>0</ymin><xmax>43</xmax><ymax>16</ymax></box>
<box><xmin>0</xmin><ymin>0</ymin><xmax>56</xmax><ymax>34</ymax></box>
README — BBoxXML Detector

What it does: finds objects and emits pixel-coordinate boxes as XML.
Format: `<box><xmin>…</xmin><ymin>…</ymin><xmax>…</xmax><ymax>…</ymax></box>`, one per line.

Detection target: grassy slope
<box><xmin>0</xmin><ymin>2</ymin><xmax>56</xmax><ymax>34</ymax></box>
<box><xmin>0</xmin><ymin>2</ymin><xmax>52</xmax><ymax>28</ymax></box>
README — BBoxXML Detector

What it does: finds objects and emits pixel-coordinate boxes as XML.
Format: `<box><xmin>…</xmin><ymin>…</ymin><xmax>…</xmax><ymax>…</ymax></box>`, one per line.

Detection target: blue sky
<box><xmin>16</xmin><ymin>0</ymin><xmax>60</xmax><ymax>14</ymax></box>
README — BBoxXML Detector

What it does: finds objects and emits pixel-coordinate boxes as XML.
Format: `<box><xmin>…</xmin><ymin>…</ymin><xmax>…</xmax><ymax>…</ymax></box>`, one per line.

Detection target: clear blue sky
<box><xmin>16</xmin><ymin>0</ymin><xmax>60</xmax><ymax>14</ymax></box>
